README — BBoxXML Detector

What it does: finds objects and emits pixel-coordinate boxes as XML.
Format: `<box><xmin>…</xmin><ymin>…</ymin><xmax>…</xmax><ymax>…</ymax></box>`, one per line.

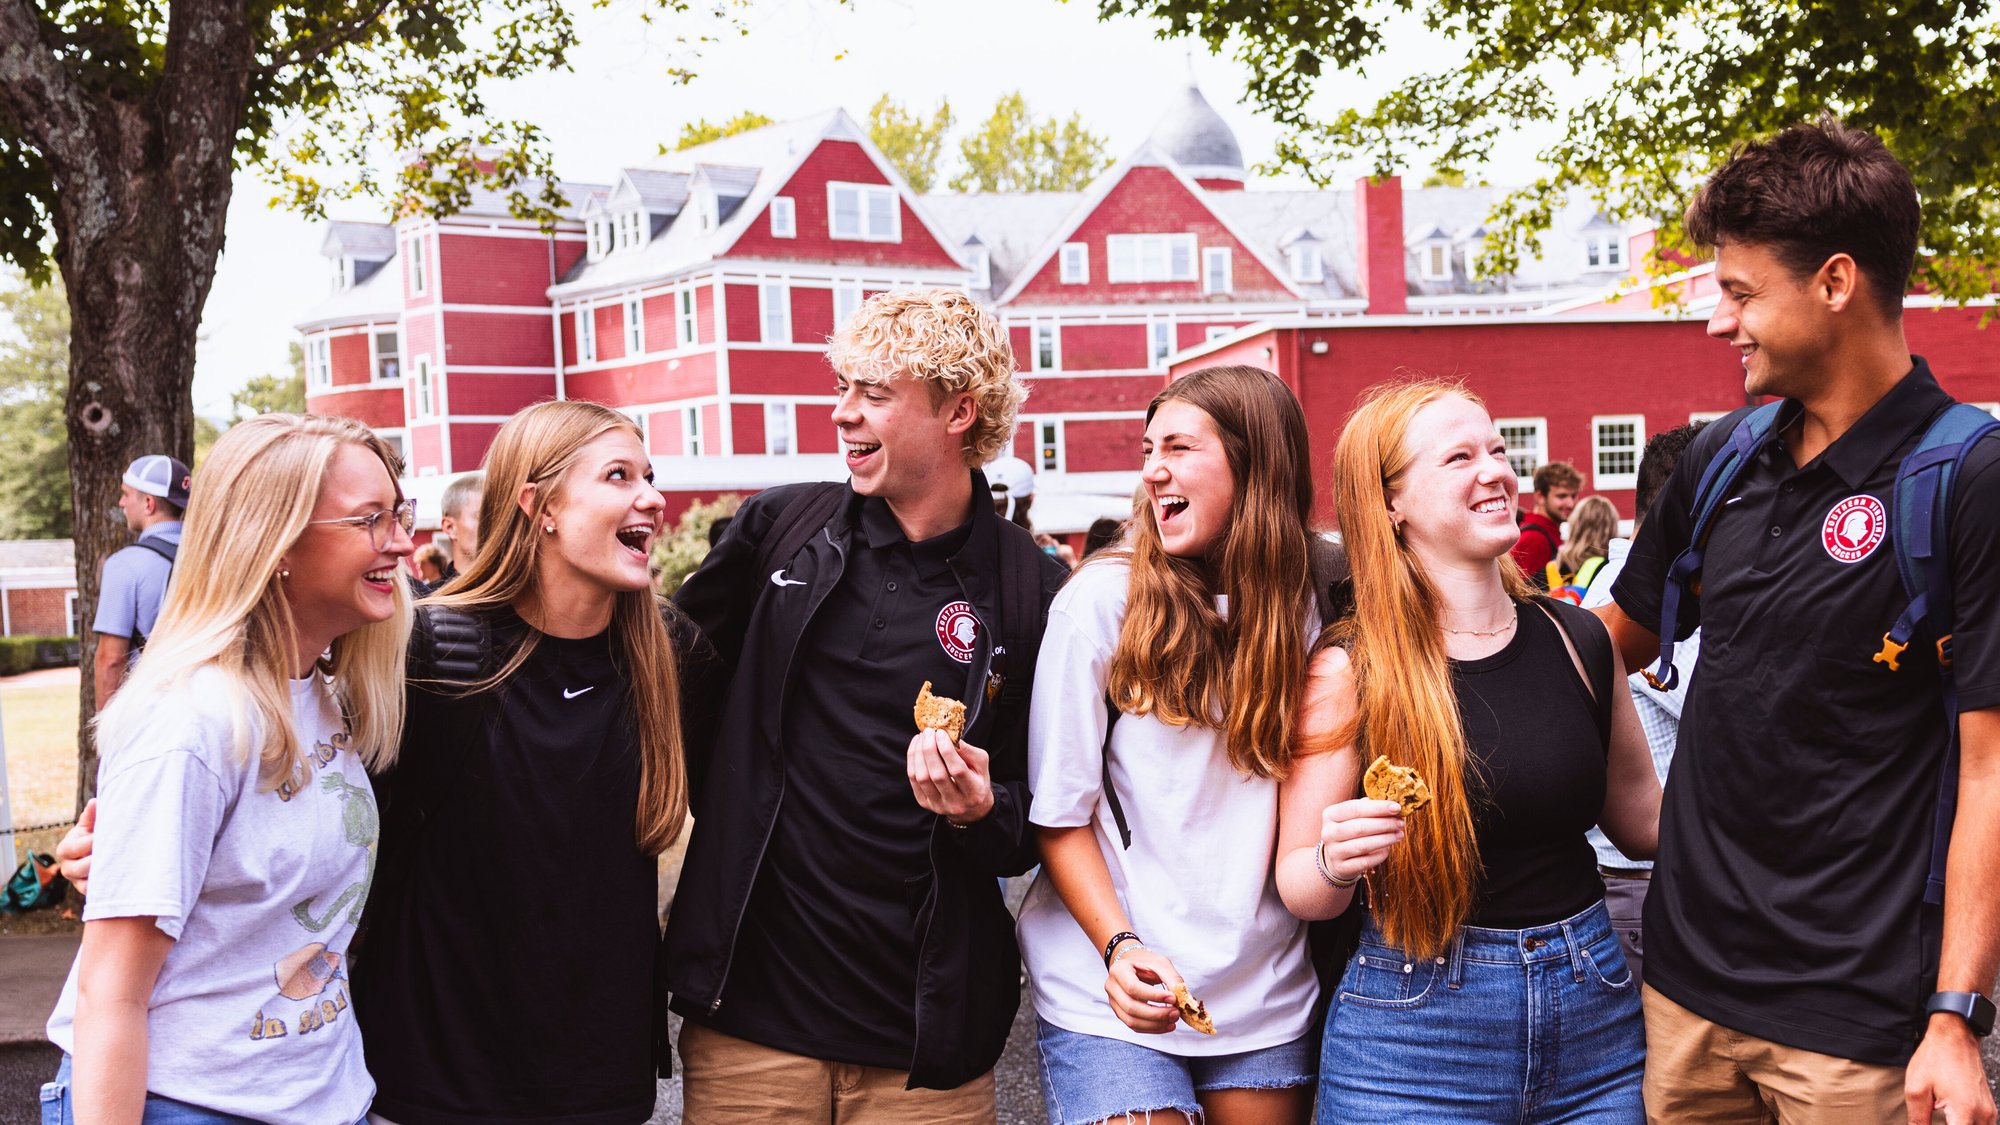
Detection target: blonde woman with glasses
<box><xmin>42</xmin><ymin>415</ymin><xmax>413</xmax><ymax>1125</ymax></box>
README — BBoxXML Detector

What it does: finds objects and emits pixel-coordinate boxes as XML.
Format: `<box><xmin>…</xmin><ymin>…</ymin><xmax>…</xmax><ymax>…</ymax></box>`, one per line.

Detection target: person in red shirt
<box><xmin>1511</xmin><ymin>461</ymin><xmax>1581</xmax><ymax>584</ymax></box>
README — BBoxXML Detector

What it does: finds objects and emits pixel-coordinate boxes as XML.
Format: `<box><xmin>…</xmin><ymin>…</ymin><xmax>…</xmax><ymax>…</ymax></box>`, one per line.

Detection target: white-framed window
<box><xmin>1421</xmin><ymin>242</ymin><xmax>1453</xmax><ymax>281</ymax></box>
<box><xmin>764</xmin><ymin>401</ymin><xmax>795</xmax><ymax>455</ymax></box>
<box><xmin>833</xmin><ymin>283</ymin><xmax>862</xmax><ymax>330</ymax></box>
<box><xmin>623</xmin><ymin>295</ymin><xmax>643</xmax><ymax>356</ymax></box>
<box><xmin>678</xmin><ymin>289</ymin><xmax>697</xmax><ymax>346</ymax></box>
<box><xmin>1495</xmin><ymin>417</ymin><xmax>1548</xmax><ymax>491</ymax></box>
<box><xmin>1149</xmin><ymin>319</ymin><xmax>1173</xmax><ymax>367</ymax></box>
<box><xmin>65</xmin><ymin>590</ymin><xmax>79</xmax><ymax>636</ymax></box>
<box><xmin>1202</xmin><ymin>247</ymin><xmax>1232</xmax><ymax>295</ymax></box>
<box><xmin>966</xmin><ymin>247</ymin><xmax>991</xmax><ymax>291</ymax></box>
<box><xmin>827</xmin><ymin>181</ymin><xmax>900</xmax><ymax>241</ymax></box>
<box><xmin>769</xmin><ymin>197</ymin><xmax>796</xmax><ymax>239</ymax></box>
<box><xmin>681</xmin><ymin>406</ymin><xmax>704</xmax><ymax>457</ymax></box>
<box><xmin>306</xmin><ymin>336</ymin><xmax>331</xmax><ymax>390</ymax></box>
<box><xmin>577</xmin><ymin>304</ymin><xmax>597</xmax><ymax>363</ymax></box>
<box><xmin>1032</xmin><ymin>417</ymin><xmax>1064</xmax><ymax>473</ymax></box>
<box><xmin>692</xmin><ymin>190</ymin><xmax>719</xmax><ymax>233</ymax></box>
<box><xmin>412</xmin><ymin>355</ymin><xmax>434</xmax><ymax>417</ymax></box>
<box><xmin>1032</xmin><ymin>324</ymin><xmax>1058</xmax><ymax>371</ymax></box>
<box><xmin>372</xmin><ymin>330</ymin><xmax>400</xmax><ymax>382</ymax></box>
<box><xmin>407</xmin><ymin>235</ymin><xmax>428</xmax><ymax>296</ymax></box>
<box><xmin>616</xmin><ymin>210</ymin><xmax>645</xmax><ymax>250</ymax></box>
<box><xmin>1585</xmin><ymin>233</ymin><xmax>1626</xmax><ymax>271</ymax></box>
<box><xmin>1592</xmin><ymin>414</ymin><xmax>1645</xmax><ymax>490</ymax></box>
<box><xmin>1060</xmin><ymin>242</ymin><xmax>1089</xmax><ymax>284</ymax></box>
<box><xmin>1107</xmin><ymin>234</ymin><xmax>1197</xmax><ymax>283</ymax></box>
<box><xmin>591</xmin><ymin>219</ymin><xmax>611</xmax><ymax>260</ymax></box>
<box><xmin>1204</xmin><ymin>325</ymin><xmax>1235</xmax><ymax>342</ymax></box>
<box><xmin>1289</xmin><ymin>243</ymin><xmax>1324</xmax><ymax>283</ymax></box>
<box><xmin>761</xmin><ymin>282</ymin><xmax>790</xmax><ymax>344</ymax></box>
<box><xmin>330</xmin><ymin>256</ymin><xmax>353</xmax><ymax>291</ymax></box>
<box><xmin>1688</xmin><ymin>410</ymin><xmax>1731</xmax><ymax>426</ymax></box>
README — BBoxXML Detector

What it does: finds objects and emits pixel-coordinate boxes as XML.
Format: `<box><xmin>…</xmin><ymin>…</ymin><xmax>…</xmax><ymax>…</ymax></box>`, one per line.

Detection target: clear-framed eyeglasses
<box><xmin>308</xmin><ymin>499</ymin><xmax>417</xmax><ymax>551</ymax></box>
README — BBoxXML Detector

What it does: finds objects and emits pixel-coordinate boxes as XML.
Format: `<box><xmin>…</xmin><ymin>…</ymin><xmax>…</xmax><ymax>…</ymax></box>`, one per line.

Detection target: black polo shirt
<box><xmin>701</xmin><ymin>496</ymin><xmax>977</xmax><ymax>1068</ymax></box>
<box><xmin>1612</xmin><ymin>358</ymin><xmax>2000</xmax><ymax>1065</ymax></box>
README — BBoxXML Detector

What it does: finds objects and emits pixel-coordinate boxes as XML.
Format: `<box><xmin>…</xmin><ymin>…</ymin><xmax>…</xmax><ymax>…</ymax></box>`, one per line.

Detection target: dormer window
<box><xmin>967</xmin><ymin>247</ymin><xmax>991</xmax><ymax>290</ymax></box>
<box><xmin>694</xmin><ymin>190</ymin><xmax>719</xmax><ymax>233</ymax></box>
<box><xmin>1584</xmin><ymin>232</ymin><xmax>1626</xmax><ymax>271</ymax></box>
<box><xmin>615</xmin><ymin>211</ymin><xmax>646</xmax><ymax>250</ymax></box>
<box><xmin>588</xmin><ymin>219</ymin><xmax>613</xmax><ymax>261</ymax></box>
<box><xmin>330</xmin><ymin>256</ymin><xmax>355</xmax><ymax>291</ymax></box>
<box><xmin>1419</xmin><ymin>240</ymin><xmax>1452</xmax><ymax>282</ymax></box>
<box><xmin>1288</xmin><ymin>243</ymin><xmax>1323</xmax><ymax>283</ymax></box>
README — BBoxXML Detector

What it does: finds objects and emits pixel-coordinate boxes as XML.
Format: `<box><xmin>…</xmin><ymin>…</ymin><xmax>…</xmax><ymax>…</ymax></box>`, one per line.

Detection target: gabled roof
<box><xmin>612</xmin><ymin>169</ymin><xmax>691</xmax><ymax>214</ymax></box>
<box><xmin>322</xmin><ymin>221</ymin><xmax>396</xmax><ymax>261</ymax></box>
<box><xmin>420</xmin><ymin>179</ymin><xmax>607</xmax><ymax>224</ymax></box>
<box><xmin>992</xmin><ymin>143</ymin><xmax>1304</xmax><ymax>305</ymax></box>
<box><xmin>1145</xmin><ymin>81</ymin><xmax>1245</xmax><ymax>181</ymax></box>
<box><xmin>551</xmin><ymin>109</ymin><xmax>966</xmax><ymax>298</ymax></box>
<box><xmin>295</xmin><ymin>248</ymin><xmax>402</xmax><ymax>331</ymax></box>
<box><xmin>920</xmin><ymin>192</ymin><xmax>1082</xmax><ymax>295</ymax></box>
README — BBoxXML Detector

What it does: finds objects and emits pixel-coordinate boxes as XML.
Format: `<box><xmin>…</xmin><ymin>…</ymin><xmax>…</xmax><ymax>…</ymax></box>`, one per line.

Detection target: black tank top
<box><xmin>1454</xmin><ymin>599</ymin><xmax>1607</xmax><ymax>927</ymax></box>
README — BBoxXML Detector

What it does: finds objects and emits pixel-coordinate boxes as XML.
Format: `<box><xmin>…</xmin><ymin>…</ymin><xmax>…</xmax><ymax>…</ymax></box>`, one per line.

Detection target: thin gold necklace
<box><xmin>1442</xmin><ymin>616</ymin><xmax>1517</xmax><ymax>637</ymax></box>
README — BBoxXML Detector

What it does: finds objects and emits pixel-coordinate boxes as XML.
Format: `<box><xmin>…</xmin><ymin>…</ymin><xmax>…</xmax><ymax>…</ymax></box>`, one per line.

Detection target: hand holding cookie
<box><xmin>907</xmin><ymin>682</ymin><xmax>992</xmax><ymax>824</ymax></box>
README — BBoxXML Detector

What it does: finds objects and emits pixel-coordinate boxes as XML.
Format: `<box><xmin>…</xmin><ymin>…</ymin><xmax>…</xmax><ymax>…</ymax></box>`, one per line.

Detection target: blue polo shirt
<box><xmin>93</xmin><ymin>522</ymin><xmax>182</xmax><ymax>644</ymax></box>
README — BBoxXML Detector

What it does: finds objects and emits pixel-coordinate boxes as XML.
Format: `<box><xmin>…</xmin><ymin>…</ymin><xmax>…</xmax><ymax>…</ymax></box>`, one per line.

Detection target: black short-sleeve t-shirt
<box><xmin>1610</xmin><ymin>359</ymin><xmax>2000</xmax><ymax>1065</ymax></box>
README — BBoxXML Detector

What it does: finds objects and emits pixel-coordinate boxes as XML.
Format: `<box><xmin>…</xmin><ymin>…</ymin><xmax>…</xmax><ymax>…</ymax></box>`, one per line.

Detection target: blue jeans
<box><xmin>1035</xmin><ymin>1017</ymin><xmax>1315</xmax><ymax>1125</ymax></box>
<box><xmin>1317</xmin><ymin>899</ymin><xmax>1644</xmax><ymax>1123</ymax></box>
<box><xmin>41</xmin><ymin>1055</ymin><xmax>369</xmax><ymax>1125</ymax></box>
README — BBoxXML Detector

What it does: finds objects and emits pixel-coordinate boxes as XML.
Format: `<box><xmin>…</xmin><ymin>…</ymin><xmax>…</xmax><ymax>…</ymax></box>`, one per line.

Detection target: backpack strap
<box><xmin>124</xmin><ymin>538</ymin><xmax>179</xmax><ymax>650</ymax></box>
<box><xmin>1876</xmin><ymin>403</ymin><xmax>2000</xmax><ymax>906</ymax></box>
<box><xmin>753</xmin><ymin>482</ymin><xmax>848</xmax><ymax>580</ymax></box>
<box><xmin>1536</xmin><ymin>595</ymin><xmax>1615</xmax><ymax>750</ymax></box>
<box><xmin>984</xmin><ymin>525</ymin><xmax>1051</xmax><ymax>757</ymax></box>
<box><xmin>1649</xmin><ymin>402</ymin><xmax>1786</xmax><ymax>691</ymax></box>
<box><xmin>1100</xmin><ymin>693</ymin><xmax>1132</xmax><ymax>850</ymax></box>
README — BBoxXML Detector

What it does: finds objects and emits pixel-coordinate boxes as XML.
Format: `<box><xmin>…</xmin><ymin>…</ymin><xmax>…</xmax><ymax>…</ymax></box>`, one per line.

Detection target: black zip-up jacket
<box><xmin>662</xmin><ymin>476</ymin><xmax>1065</xmax><ymax>1090</ymax></box>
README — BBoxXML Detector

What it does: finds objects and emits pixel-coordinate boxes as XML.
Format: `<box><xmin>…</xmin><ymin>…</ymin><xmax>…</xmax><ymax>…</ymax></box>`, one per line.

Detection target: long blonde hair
<box><xmin>1557</xmin><ymin>495</ymin><xmax>1619</xmax><ymax>576</ymax></box>
<box><xmin>425</xmin><ymin>401</ymin><xmax>688</xmax><ymax>855</ymax></box>
<box><xmin>96</xmin><ymin>415</ymin><xmax>411</xmax><ymax>790</ymax></box>
<box><xmin>1329</xmin><ymin>379</ymin><xmax>1532</xmax><ymax>959</ymax></box>
<box><xmin>1105</xmin><ymin>365</ymin><xmax>1316</xmax><ymax>780</ymax></box>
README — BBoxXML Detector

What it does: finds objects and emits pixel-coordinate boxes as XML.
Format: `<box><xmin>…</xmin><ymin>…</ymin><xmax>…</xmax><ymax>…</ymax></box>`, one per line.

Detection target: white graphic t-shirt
<box><xmin>47</xmin><ymin>667</ymin><xmax>377</xmax><ymax>1125</ymax></box>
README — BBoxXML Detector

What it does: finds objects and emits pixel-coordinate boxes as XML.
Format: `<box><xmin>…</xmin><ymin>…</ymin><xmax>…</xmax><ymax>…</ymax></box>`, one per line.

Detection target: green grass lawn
<box><xmin>2</xmin><ymin>673</ymin><xmax>80</xmax><ymax>870</ymax></box>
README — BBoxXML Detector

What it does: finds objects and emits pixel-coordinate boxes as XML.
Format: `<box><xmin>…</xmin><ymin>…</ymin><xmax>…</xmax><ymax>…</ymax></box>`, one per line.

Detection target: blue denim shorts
<box><xmin>1316</xmin><ymin>898</ymin><xmax>1644</xmax><ymax>1124</ymax></box>
<box><xmin>1035</xmin><ymin>1017</ymin><xmax>1315</xmax><ymax>1125</ymax></box>
<box><xmin>41</xmin><ymin>1054</ymin><xmax>369</xmax><ymax>1125</ymax></box>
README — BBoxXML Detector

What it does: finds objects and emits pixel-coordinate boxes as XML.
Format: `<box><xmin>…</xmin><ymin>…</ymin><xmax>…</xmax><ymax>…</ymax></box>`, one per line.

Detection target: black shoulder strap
<box><xmin>754</xmin><ymin>482</ymin><xmax>847</xmax><ymax>579</ymax></box>
<box><xmin>993</xmin><ymin>526</ymin><xmax>1046</xmax><ymax>718</ymax></box>
<box><xmin>134</xmin><ymin>538</ymin><xmax>178</xmax><ymax>566</ymax></box>
<box><xmin>1101</xmin><ymin>693</ymin><xmax>1131</xmax><ymax>849</ymax></box>
<box><xmin>1535</xmin><ymin>595</ymin><xmax>1614</xmax><ymax>750</ymax></box>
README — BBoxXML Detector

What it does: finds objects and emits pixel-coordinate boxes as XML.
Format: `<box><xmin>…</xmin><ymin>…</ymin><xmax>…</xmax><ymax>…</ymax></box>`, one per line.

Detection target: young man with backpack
<box><xmin>91</xmin><ymin>453</ymin><xmax>191</xmax><ymax>703</ymax></box>
<box><xmin>1600</xmin><ymin>120</ymin><xmax>2000</xmax><ymax>1124</ymax></box>
<box><xmin>1510</xmin><ymin>460</ymin><xmax>1579</xmax><ymax>584</ymax></box>
<box><xmin>664</xmin><ymin>289</ymin><xmax>1068</xmax><ymax>1122</ymax></box>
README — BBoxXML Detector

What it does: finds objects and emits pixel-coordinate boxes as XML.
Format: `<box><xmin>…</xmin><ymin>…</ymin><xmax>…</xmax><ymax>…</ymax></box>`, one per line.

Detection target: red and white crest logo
<box><xmin>935</xmin><ymin>601</ymin><xmax>979</xmax><ymax>664</ymax></box>
<box><xmin>1822</xmin><ymin>495</ymin><xmax>1887</xmax><ymax>564</ymax></box>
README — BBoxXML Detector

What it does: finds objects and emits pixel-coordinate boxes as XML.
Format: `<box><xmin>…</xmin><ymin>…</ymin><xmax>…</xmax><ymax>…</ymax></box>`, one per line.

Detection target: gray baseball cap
<box><xmin>124</xmin><ymin>454</ymin><xmax>193</xmax><ymax>508</ymax></box>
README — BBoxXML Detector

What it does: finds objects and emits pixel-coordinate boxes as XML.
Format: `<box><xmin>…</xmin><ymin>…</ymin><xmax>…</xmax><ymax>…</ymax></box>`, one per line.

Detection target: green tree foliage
<box><xmin>0</xmin><ymin>277</ymin><xmax>70</xmax><ymax>540</ymax></box>
<box><xmin>670</xmin><ymin>111</ymin><xmax>778</xmax><ymax>153</ymax></box>
<box><xmin>1095</xmin><ymin>0</ymin><xmax>2000</xmax><ymax>298</ymax></box>
<box><xmin>868</xmin><ymin>95</ymin><xmax>954</xmax><ymax>192</ymax></box>
<box><xmin>652</xmin><ymin>494</ymin><xmax>742</xmax><ymax>596</ymax></box>
<box><xmin>229</xmin><ymin>343</ymin><xmax>308</xmax><ymax>420</ymax></box>
<box><xmin>953</xmin><ymin>92</ymin><xmax>1112</xmax><ymax>193</ymax></box>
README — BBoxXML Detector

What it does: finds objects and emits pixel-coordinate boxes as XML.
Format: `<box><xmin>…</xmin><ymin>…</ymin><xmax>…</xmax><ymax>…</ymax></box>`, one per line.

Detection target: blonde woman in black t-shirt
<box><xmin>1276</xmin><ymin>379</ymin><xmax>1661</xmax><ymax>1123</ymax></box>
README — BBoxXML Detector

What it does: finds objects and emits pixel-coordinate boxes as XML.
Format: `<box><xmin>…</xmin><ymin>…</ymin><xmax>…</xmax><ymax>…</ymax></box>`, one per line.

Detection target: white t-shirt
<box><xmin>48</xmin><ymin>667</ymin><xmax>377</xmax><ymax>1125</ymax></box>
<box><xmin>1018</xmin><ymin>559</ymin><xmax>1318</xmax><ymax>1055</ymax></box>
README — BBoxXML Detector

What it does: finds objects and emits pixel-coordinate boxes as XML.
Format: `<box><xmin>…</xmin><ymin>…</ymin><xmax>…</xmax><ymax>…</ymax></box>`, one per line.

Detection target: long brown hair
<box><xmin>425</xmin><ymin>401</ymin><xmax>688</xmax><ymax>855</ymax></box>
<box><xmin>1557</xmin><ymin>495</ymin><xmax>1619</xmax><ymax>576</ymax></box>
<box><xmin>1329</xmin><ymin>378</ymin><xmax>1532</xmax><ymax>959</ymax></box>
<box><xmin>1104</xmin><ymin>365</ymin><xmax>1316</xmax><ymax>780</ymax></box>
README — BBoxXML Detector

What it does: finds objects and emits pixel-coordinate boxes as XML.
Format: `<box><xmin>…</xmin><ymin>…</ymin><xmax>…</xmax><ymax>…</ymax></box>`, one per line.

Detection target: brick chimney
<box><xmin>1355</xmin><ymin>175</ymin><xmax>1408</xmax><ymax>315</ymax></box>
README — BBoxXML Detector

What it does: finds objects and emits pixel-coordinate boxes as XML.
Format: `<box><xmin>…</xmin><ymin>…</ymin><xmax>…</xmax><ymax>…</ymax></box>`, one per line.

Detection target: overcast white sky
<box><xmin>193</xmin><ymin>0</ymin><xmax>1558</xmax><ymax>415</ymax></box>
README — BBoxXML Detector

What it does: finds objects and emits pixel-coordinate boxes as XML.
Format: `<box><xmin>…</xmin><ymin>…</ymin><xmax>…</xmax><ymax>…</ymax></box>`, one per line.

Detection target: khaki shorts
<box><xmin>677</xmin><ymin>1019</ymin><xmax>997</xmax><ymax>1124</ymax></box>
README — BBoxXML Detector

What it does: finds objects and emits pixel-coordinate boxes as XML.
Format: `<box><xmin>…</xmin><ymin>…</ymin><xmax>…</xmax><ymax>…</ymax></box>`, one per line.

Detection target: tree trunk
<box><xmin>54</xmin><ymin>0</ymin><xmax>249</xmax><ymax>809</ymax></box>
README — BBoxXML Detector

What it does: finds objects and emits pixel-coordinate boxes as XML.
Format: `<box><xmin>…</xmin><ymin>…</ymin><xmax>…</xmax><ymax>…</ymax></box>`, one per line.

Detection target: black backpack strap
<box><xmin>988</xmin><ymin>526</ymin><xmax>1049</xmax><ymax>732</ymax></box>
<box><xmin>133</xmin><ymin>537</ymin><xmax>178</xmax><ymax>566</ymax></box>
<box><xmin>1535</xmin><ymin>595</ymin><xmax>1614</xmax><ymax>750</ymax></box>
<box><xmin>754</xmin><ymin>482</ymin><xmax>848</xmax><ymax>580</ymax></box>
<box><xmin>1100</xmin><ymin>693</ymin><xmax>1131</xmax><ymax>850</ymax></box>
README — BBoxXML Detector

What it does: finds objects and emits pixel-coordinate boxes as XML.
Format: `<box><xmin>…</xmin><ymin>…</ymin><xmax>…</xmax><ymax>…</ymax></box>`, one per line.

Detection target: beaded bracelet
<box><xmin>1315</xmin><ymin>842</ymin><xmax>1360</xmax><ymax>890</ymax></box>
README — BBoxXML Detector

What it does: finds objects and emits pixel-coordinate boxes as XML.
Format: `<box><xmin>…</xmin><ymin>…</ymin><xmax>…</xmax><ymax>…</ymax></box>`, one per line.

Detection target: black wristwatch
<box><xmin>1925</xmin><ymin>991</ymin><xmax>1996</xmax><ymax>1037</ymax></box>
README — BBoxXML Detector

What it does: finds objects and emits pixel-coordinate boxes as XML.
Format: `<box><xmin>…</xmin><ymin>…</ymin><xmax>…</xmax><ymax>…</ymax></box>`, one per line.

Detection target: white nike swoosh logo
<box><xmin>769</xmin><ymin>570</ymin><xmax>807</xmax><ymax>587</ymax></box>
<box><xmin>563</xmin><ymin>686</ymin><xmax>595</xmax><ymax>700</ymax></box>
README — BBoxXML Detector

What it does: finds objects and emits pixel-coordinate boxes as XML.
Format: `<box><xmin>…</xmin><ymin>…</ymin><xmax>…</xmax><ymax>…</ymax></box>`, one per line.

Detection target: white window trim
<box><xmin>677</xmin><ymin>289</ymin><xmax>698</xmax><ymax>347</ymax></box>
<box><xmin>761</xmin><ymin>282</ymin><xmax>791</xmax><ymax>344</ymax></box>
<box><xmin>369</xmin><ymin>330</ymin><xmax>401</xmax><ymax>384</ymax></box>
<box><xmin>1149</xmin><ymin>318</ymin><xmax>1174</xmax><ymax>368</ymax></box>
<box><xmin>306</xmin><ymin>337</ymin><xmax>332</xmax><ymax>390</ymax></box>
<box><xmin>412</xmin><ymin>355</ymin><xmax>434</xmax><ymax>418</ymax></box>
<box><xmin>682</xmin><ymin>405</ymin><xmax>704</xmax><ymax>457</ymax></box>
<box><xmin>1592</xmin><ymin>414</ymin><xmax>1646</xmax><ymax>491</ymax></box>
<box><xmin>833</xmin><ymin>283</ymin><xmax>862</xmax><ymax>330</ymax></box>
<box><xmin>1202</xmin><ymin>247</ymin><xmax>1232</xmax><ymax>295</ymax></box>
<box><xmin>623</xmin><ymin>295</ymin><xmax>644</xmax><ymax>356</ymax></box>
<box><xmin>407</xmin><ymin>235</ymin><xmax>428</xmax><ymax>296</ymax></box>
<box><xmin>1495</xmin><ymin>416</ymin><xmax>1549</xmax><ymax>492</ymax></box>
<box><xmin>1584</xmin><ymin>233</ymin><xmax>1626</xmax><ymax>272</ymax></box>
<box><xmin>1289</xmin><ymin>244</ymin><xmax>1324</xmax><ymax>283</ymax></box>
<box><xmin>764</xmin><ymin>401</ymin><xmax>796</xmax><ymax>456</ymax></box>
<box><xmin>577</xmin><ymin>304</ymin><xmax>596</xmax><ymax>364</ymax></box>
<box><xmin>770</xmin><ymin>197</ymin><xmax>796</xmax><ymax>239</ymax></box>
<box><xmin>1028</xmin><ymin>416</ymin><xmax>1065</xmax><ymax>473</ymax></box>
<box><xmin>966</xmin><ymin>248</ymin><xmax>991</xmax><ymax>291</ymax></box>
<box><xmin>826</xmin><ymin>181</ymin><xmax>900</xmax><ymax>242</ymax></box>
<box><xmin>1031</xmin><ymin>323</ymin><xmax>1059</xmax><ymax>372</ymax></box>
<box><xmin>1106</xmin><ymin>233</ymin><xmax>1198</xmax><ymax>283</ymax></box>
<box><xmin>1060</xmin><ymin>242</ymin><xmax>1089</xmax><ymax>285</ymax></box>
<box><xmin>65</xmin><ymin>589</ymin><xmax>80</xmax><ymax>636</ymax></box>
<box><xmin>587</xmin><ymin>219</ymin><xmax>611</xmax><ymax>261</ymax></box>
<box><xmin>1419</xmin><ymin>241</ymin><xmax>1452</xmax><ymax>282</ymax></box>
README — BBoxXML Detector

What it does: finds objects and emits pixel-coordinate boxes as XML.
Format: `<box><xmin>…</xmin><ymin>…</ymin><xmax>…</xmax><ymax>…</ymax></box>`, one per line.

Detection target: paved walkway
<box><xmin>0</xmin><ymin>933</ymin><xmax>75</xmax><ymax>1047</ymax></box>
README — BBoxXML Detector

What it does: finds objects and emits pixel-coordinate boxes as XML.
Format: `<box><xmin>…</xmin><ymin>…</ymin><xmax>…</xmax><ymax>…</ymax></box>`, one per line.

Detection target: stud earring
<box><xmin>280</xmin><ymin>568</ymin><xmax>291</xmax><ymax>579</ymax></box>
<box><xmin>543</xmin><ymin>522</ymin><xmax>555</xmax><ymax>534</ymax></box>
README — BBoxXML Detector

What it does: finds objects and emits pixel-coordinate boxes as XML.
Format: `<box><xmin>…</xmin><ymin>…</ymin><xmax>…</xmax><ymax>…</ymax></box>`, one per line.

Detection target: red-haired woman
<box><xmin>1280</xmin><ymin>379</ymin><xmax>1660</xmax><ymax>1122</ymax></box>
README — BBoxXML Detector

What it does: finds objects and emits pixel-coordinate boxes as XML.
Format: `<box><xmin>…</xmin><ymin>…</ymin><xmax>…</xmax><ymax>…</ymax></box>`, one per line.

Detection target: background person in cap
<box><xmin>987</xmin><ymin>453</ymin><xmax>1036</xmax><ymax>529</ymax></box>
<box><xmin>92</xmin><ymin>453</ymin><xmax>191</xmax><ymax>703</ymax></box>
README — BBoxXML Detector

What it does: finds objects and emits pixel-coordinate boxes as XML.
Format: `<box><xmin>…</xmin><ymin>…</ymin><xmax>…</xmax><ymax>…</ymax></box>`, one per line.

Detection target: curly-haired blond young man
<box><xmin>666</xmin><ymin>289</ymin><xmax>1069</xmax><ymax>1122</ymax></box>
